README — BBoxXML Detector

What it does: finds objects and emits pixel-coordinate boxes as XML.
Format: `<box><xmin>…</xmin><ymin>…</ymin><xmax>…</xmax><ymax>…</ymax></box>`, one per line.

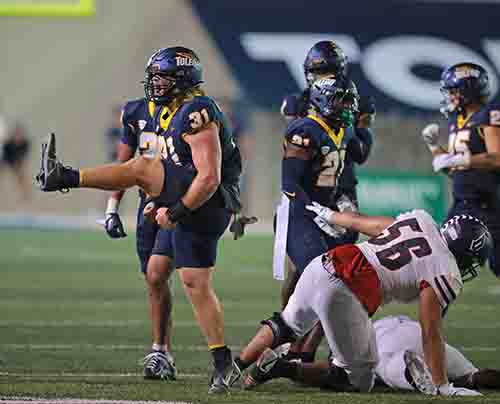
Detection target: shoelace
<box><xmin>141</xmin><ymin>352</ymin><xmax>167</xmax><ymax>370</ymax></box>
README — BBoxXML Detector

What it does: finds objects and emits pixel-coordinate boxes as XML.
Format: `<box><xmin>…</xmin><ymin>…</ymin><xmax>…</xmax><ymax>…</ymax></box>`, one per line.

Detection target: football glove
<box><xmin>437</xmin><ymin>383</ymin><xmax>482</xmax><ymax>396</ymax></box>
<box><xmin>421</xmin><ymin>123</ymin><xmax>441</xmax><ymax>152</ymax></box>
<box><xmin>229</xmin><ymin>214</ymin><xmax>258</xmax><ymax>240</ymax></box>
<box><xmin>305</xmin><ymin>202</ymin><xmax>346</xmax><ymax>238</ymax></box>
<box><xmin>104</xmin><ymin>197</ymin><xmax>126</xmax><ymax>238</ymax></box>
<box><xmin>432</xmin><ymin>152</ymin><xmax>471</xmax><ymax>172</ymax></box>
<box><xmin>105</xmin><ymin>213</ymin><xmax>127</xmax><ymax>238</ymax></box>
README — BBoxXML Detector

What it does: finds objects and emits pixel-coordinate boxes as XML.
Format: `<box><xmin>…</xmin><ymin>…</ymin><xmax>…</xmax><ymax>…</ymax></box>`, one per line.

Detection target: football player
<box><xmin>36</xmin><ymin>47</ymin><xmax>242</xmax><ymax>394</ymax></box>
<box><xmin>373</xmin><ymin>315</ymin><xmax>500</xmax><ymax>391</ymax></box>
<box><xmin>102</xmin><ymin>69</ymin><xmax>179</xmax><ymax>382</ymax></box>
<box><xmin>240</xmin><ymin>315</ymin><xmax>500</xmax><ymax>393</ymax></box>
<box><xmin>421</xmin><ymin>62</ymin><xmax>500</xmax><ymax>278</ymax></box>
<box><xmin>279</xmin><ymin>41</ymin><xmax>375</xmax><ymax>363</ymax></box>
<box><xmin>234</xmin><ymin>206</ymin><xmax>491</xmax><ymax>396</ymax></box>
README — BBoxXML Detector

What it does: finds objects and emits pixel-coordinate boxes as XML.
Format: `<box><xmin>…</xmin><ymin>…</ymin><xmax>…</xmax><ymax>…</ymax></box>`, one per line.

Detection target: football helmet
<box><xmin>143</xmin><ymin>47</ymin><xmax>203</xmax><ymax>105</ymax></box>
<box><xmin>440</xmin><ymin>62</ymin><xmax>490</xmax><ymax>116</ymax></box>
<box><xmin>304</xmin><ymin>41</ymin><xmax>348</xmax><ymax>86</ymax></box>
<box><xmin>309</xmin><ymin>76</ymin><xmax>359</xmax><ymax>127</ymax></box>
<box><xmin>440</xmin><ymin>214</ymin><xmax>492</xmax><ymax>281</ymax></box>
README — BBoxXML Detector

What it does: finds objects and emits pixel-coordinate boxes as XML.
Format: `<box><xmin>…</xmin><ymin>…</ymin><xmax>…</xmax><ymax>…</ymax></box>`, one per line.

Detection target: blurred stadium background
<box><xmin>1</xmin><ymin>1</ymin><xmax>500</xmax><ymax>403</ymax></box>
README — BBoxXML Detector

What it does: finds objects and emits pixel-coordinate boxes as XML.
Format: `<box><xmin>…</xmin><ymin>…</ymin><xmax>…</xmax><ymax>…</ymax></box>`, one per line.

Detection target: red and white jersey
<box><xmin>357</xmin><ymin>210</ymin><xmax>463</xmax><ymax>312</ymax></box>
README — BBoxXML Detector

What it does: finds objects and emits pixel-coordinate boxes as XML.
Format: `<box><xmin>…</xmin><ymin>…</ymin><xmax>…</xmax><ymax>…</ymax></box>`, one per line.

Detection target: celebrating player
<box><xmin>421</xmin><ymin>62</ymin><xmax>500</xmax><ymax>278</ymax></box>
<box><xmin>36</xmin><ymin>46</ymin><xmax>242</xmax><ymax>394</ymax></box>
<box><xmin>234</xmin><ymin>205</ymin><xmax>491</xmax><ymax>396</ymax></box>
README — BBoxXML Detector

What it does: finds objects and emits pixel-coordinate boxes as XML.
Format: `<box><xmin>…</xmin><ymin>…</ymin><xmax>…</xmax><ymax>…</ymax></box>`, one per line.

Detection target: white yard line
<box><xmin>0</xmin><ymin>398</ymin><xmax>193</xmax><ymax>404</ymax></box>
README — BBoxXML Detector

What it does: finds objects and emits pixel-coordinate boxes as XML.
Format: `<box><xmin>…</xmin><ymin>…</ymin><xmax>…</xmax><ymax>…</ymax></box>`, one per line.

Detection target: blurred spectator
<box><xmin>219</xmin><ymin>96</ymin><xmax>256</xmax><ymax>215</ymax></box>
<box><xmin>105</xmin><ymin>104</ymin><xmax>124</xmax><ymax>162</ymax></box>
<box><xmin>0</xmin><ymin>120</ymin><xmax>32</xmax><ymax>204</ymax></box>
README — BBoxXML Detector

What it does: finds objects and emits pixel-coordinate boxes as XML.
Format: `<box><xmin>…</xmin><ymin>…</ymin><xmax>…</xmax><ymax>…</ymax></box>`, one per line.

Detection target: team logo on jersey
<box><xmin>470</xmin><ymin>232</ymin><xmax>488</xmax><ymax>252</ymax></box>
<box><xmin>175</xmin><ymin>52</ymin><xmax>200</xmax><ymax>67</ymax></box>
<box><xmin>138</xmin><ymin>120</ymin><xmax>147</xmax><ymax>130</ymax></box>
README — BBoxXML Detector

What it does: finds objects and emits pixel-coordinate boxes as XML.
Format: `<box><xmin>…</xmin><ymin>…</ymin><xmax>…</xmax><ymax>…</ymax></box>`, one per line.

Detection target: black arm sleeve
<box><xmin>348</xmin><ymin>128</ymin><xmax>374</xmax><ymax>164</ymax></box>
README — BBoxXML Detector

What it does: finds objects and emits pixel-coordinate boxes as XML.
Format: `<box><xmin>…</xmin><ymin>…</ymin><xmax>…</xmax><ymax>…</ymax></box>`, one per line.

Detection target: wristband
<box><xmin>168</xmin><ymin>200</ymin><xmax>191</xmax><ymax>223</ymax></box>
<box><xmin>106</xmin><ymin>197</ymin><xmax>120</xmax><ymax>215</ymax></box>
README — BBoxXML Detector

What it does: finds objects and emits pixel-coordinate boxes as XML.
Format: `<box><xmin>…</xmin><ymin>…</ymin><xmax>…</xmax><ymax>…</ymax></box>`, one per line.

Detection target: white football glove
<box><xmin>432</xmin><ymin>152</ymin><xmax>471</xmax><ymax>172</ymax></box>
<box><xmin>336</xmin><ymin>194</ymin><xmax>358</xmax><ymax>213</ymax></box>
<box><xmin>437</xmin><ymin>383</ymin><xmax>482</xmax><ymax>397</ymax></box>
<box><xmin>306</xmin><ymin>201</ymin><xmax>346</xmax><ymax>238</ymax></box>
<box><xmin>421</xmin><ymin>123</ymin><xmax>441</xmax><ymax>152</ymax></box>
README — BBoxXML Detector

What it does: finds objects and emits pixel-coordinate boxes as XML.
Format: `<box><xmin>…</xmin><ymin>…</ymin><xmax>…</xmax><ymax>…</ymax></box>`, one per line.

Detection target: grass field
<box><xmin>1</xmin><ymin>228</ymin><xmax>500</xmax><ymax>404</ymax></box>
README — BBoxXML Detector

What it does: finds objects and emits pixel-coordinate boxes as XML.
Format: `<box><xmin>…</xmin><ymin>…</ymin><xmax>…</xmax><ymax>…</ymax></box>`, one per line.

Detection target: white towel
<box><xmin>273</xmin><ymin>194</ymin><xmax>290</xmax><ymax>280</ymax></box>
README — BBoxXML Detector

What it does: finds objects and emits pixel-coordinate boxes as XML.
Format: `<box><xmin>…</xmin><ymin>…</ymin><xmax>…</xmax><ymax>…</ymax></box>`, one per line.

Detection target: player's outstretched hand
<box><xmin>437</xmin><ymin>383</ymin><xmax>482</xmax><ymax>396</ymax></box>
<box><xmin>104</xmin><ymin>213</ymin><xmax>127</xmax><ymax>238</ymax></box>
<box><xmin>229</xmin><ymin>214</ymin><xmax>258</xmax><ymax>240</ymax></box>
<box><xmin>306</xmin><ymin>202</ymin><xmax>346</xmax><ymax>238</ymax></box>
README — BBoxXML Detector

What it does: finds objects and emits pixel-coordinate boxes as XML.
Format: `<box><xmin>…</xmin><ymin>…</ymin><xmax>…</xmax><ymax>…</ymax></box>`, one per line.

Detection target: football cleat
<box><xmin>35</xmin><ymin>133</ymin><xmax>72</xmax><ymax>192</ymax></box>
<box><xmin>208</xmin><ymin>359</ymin><xmax>239</xmax><ymax>394</ymax></box>
<box><xmin>404</xmin><ymin>350</ymin><xmax>437</xmax><ymax>395</ymax></box>
<box><xmin>142</xmin><ymin>351</ymin><xmax>177</xmax><ymax>381</ymax></box>
<box><xmin>243</xmin><ymin>348</ymin><xmax>281</xmax><ymax>390</ymax></box>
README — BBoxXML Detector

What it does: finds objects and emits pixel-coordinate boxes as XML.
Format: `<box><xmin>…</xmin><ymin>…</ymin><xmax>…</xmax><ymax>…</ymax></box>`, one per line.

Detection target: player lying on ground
<box><xmin>232</xmin><ymin>202</ymin><xmax>492</xmax><ymax>396</ymax></box>
<box><xmin>244</xmin><ymin>314</ymin><xmax>500</xmax><ymax>393</ymax></box>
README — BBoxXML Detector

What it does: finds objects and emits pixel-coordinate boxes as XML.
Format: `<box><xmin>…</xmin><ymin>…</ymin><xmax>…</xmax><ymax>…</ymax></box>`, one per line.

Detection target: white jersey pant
<box><xmin>281</xmin><ymin>255</ymin><xmax>378</xmax><ymax>392</ymax></box>
<box><xmin>374</xmin><ymin>315</ymin><xmax>478</xmax><ymax>390</ymax></box>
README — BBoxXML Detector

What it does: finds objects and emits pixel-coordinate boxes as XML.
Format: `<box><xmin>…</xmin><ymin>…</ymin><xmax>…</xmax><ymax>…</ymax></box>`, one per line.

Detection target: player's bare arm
<box><xmin>467</xmin><ymin>125</ymin><xmax>500</xmax><ymax>169</ymax></box>
<box><xmin>418</xmin><ymin>286</ymin><xmax>447</xmax><ymax>387</ymax></box>
<box><xmin>181</xmin><ymin>121</ymin><xmax>222</xmax><ymax>209</ymax></box>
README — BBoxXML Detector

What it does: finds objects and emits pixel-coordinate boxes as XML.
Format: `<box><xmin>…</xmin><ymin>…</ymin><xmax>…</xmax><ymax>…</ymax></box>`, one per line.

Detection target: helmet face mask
<box><xmin>310</xmin><ymin>77</ymin><xmax>359</xmax><ymax>127</ymax></box>
<box><xmin>439</xmin><ymin>63</ymin><xmax>490</xmax><ymax>117</ymax></box>
<box><xmin>440</xmin><ymin>215</ymin><xmax>493</xmax><ymax>282</ymax></box>
<box><xmin>143</xmin><ymin>47</ymin><xmax>203</xmax><ymax>105</ymax></box>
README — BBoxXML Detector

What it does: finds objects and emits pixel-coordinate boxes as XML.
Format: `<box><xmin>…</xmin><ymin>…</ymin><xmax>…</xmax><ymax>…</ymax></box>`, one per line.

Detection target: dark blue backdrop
<box><xmin>190</xmin><ymin>0</ymin><xmax>500</xmax><ymax>113</ymax></box>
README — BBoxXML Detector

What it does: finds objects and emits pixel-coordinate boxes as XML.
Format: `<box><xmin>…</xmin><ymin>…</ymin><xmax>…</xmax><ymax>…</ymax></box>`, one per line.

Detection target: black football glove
<box><xmin>359</xmin><ymin>95</ymin><xmax>376</xmax><ymax>115</ymax></box>
<box><xmin>104</xmin><ymin>213</ymin><xmax>127</xmax><ymax>238</ymax></box>
<box><xmin>229</xmin><ymin>215</ymin><xmax>258</xmax><ymax>240</ymax></box>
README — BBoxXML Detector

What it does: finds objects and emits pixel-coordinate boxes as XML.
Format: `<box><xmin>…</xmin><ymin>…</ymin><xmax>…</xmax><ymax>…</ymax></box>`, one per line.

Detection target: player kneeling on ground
<box><xmin>233</xmin><ymin>206</ymin><xmax>491</xmax><ymax>396</ymax></box>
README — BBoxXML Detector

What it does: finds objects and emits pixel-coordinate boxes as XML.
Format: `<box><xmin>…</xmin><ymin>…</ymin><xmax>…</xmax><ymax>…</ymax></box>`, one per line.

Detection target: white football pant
<box><xmin>281</xmin><ymin>255</ymin><xmax>378</xmax><ymax>392</ymax></box>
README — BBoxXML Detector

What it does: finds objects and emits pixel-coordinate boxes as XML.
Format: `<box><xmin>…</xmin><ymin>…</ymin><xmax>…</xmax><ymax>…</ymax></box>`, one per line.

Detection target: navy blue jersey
<box><xmin>284</xmin><ymin>114</ymin><xmax>354</xmax><ymax>207</ymax></box>
<box><xmin>155</xmin><ymin>95</ymin><xmax>242</xmax><ymax>212</ymax></box>
<box><xmin>281</xmin><ymin>92</ymin><xmax>373</xmax><ymax>195</ymax></box>
<box><xmin>447</xmin><ymin>103</ymin><xmax>500</xmax><ymax>201</ymax></box>
<box><xmin>120</xmin><ymin>97</ymin><xmax>159</xmax><ymax>153</ymax></box>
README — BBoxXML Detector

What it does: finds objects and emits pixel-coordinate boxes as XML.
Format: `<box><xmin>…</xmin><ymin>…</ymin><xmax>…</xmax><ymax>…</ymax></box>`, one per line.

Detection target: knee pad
<box><xmin>260</xmin><ymin>312</ymin><xmax>297</xmax><ymax>348</ymax></box>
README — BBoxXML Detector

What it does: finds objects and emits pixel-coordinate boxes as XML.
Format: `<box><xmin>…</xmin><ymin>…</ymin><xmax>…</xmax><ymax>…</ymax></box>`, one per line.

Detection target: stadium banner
<box><xmin>357</xmin><ymin>170</ymin><xmax>448</xmax><ymax>223</ymax></box>
<box><xmin>190</xmin><ymin>0</ymin><xmax>500</xmax><ymax>113</ymax></box>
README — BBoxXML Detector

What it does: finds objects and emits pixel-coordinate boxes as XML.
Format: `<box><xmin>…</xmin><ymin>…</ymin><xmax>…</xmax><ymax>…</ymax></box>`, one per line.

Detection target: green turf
<box><xmin>1</xmin><ymin>228</ymin><xmax>500</xmax><ymax>403</ymax></box>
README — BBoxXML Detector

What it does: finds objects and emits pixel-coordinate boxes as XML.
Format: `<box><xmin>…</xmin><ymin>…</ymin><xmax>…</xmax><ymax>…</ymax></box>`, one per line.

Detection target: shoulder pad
<box><xmin>284</xmin><ymin>117</ymin><xmax>320</xmax><ymax>149</ymax></box>
<box><xmin>178</xmin><ymin>96</ymin><xmax>221</xmax><ymax>135</ymax></box>
<box><xmin>477</xmin><ymin>103</ymin><xmax>500</xmax><ymax>127</ymax></box>
<box><xmin>121</xmin><ymin>98</ymin><xmax>148</xmax><ymax>126</ymax></box>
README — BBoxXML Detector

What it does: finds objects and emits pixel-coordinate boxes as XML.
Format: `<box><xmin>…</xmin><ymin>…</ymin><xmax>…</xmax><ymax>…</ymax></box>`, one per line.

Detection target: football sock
<box><xmin>151</xmin><ymin>343</ymin><xmax>166</xmax><ymax>353</ymax></box>
<box><xmin>210</xmin><ymin>345</ymin><xmax>232</xmax><ymax>372</ymax></box>
<box><xmin>274</xmin><ymin>358</ymin><xmax>298</xmax><ymax>379</ymax></box>
<box><xmin>301</xmin><ymin>351</ymin><xmax>316</xmax><ymax>363</ymax></box>
<box><xmin>234</xmin><ymin>357</ymin><xmax>251</xmax><ymax>371</ymax></box>
<box><xmin>61</xmin><ymin>168</ymin><xmax>80</xmax><ymax>188</ymax></box>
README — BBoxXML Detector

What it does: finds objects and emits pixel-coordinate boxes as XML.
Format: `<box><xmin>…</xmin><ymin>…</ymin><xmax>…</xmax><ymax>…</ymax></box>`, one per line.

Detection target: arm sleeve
<box><xmin>348</xmin><ymin>128</ymin><xmax>373</xmax><ymax>164</ymax></box>
<box><xmin>282</xmin><ymin>156</ymin><xmax>309</xmax><ymax>195</ymax></box>
<box><xmin>119</xmin><ymin>106</ymin><xmax>138</xmax><ymax>152</ymax></box>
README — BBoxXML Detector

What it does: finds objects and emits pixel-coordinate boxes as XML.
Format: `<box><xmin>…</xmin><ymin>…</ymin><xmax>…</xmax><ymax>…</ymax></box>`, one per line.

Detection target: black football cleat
<box><xmin>142</xmin><ymin>351</ymin><xmax>177</xmax><ymax>381</ymax></box>
<box><xmin>208</xmin><ymin>359</ymin><xmax>241</xmax><ymax>394</ymax></box>
<box><xmin>36</xmin><ymin>133</ymin><xmax>73</xmax><ymax>192</ymax></box>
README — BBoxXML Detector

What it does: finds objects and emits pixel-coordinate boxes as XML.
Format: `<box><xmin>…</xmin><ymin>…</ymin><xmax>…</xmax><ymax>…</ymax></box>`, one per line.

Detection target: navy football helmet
<box><xmin>304</xmin><ymin>41</ymin><xmax>348</xmax><ymax>86</ymax></box>
<box><xmin>309</xmin><ymin>77</ymin><xmax>359</xmax><ymax>127</ymax></box>
<box><xmin>143</xmin><ymin>47</ymin><xmax>203</xmax><ymax>105</ymax></box>
<box><xmin>440</xmin><ymin>62</ymin><xmax>490</xmax><ymax>116</ymax></box>
<box><xmin>440</xmin><ymin>214</ymin><xmax>492</xmax><ymax>282</ymax></box>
